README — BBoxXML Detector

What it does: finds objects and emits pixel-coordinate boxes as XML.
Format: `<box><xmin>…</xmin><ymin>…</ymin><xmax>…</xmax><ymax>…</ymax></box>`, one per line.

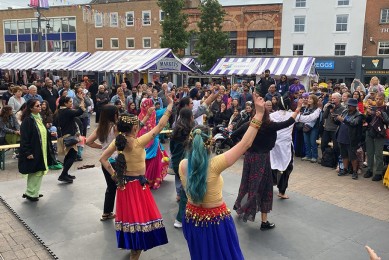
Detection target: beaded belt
<box><xmin>185</xmin><ymin>202</ymin><xmax>231</xmax><ymax>227</ymax></box>
<box><xmin>123</xmin><ymin>175</ymin><xmax>148</xmax><ymax>186</ymax></box>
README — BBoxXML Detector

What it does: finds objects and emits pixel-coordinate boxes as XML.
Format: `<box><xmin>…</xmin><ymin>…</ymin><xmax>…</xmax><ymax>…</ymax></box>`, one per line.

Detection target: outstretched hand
<box><xmin>297</xmin><ymin>99</ymin><xmax>303</xmax><ymax>109</ymax></box>
<box><xmin>365</xmin><ymin>246</ymin><xmax>381</xmax><ymax>260</ymax></box>
<box><xmin>165</xmin><ymin>90</ymin><xmax>175</xmax><ymax>105</ymax></box>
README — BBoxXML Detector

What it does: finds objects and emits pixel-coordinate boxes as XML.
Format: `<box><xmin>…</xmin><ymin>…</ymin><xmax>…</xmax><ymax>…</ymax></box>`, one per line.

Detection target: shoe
<box><xmin>363</xmin><ymin>162</ymin><xmax>368</xmax><ymax>168</ymax></box>
<box><xmin>260</xmin><ymin>221</ymin><xmax>275</xmax><ymax>231</ymax></box>
<box><xmin>100</xmin><ymin>213</ymin><xmax>116</xmax><ymax>221</ymax></box>
<box><xmin>67</xmin><ymin>174</ymin><xmax>76</xmax><ymax>179</ymax></box>
<box><xmin>352</xmin><ymin>172</ymin><xmax>358</xmax><ymax>180</ymax></box>
<box><xmin>76</xmin><ymin>157</ymin><xmax>83</xmax><ymax>161</ymax></box>
<box><xmin>310</xmin><ymin>158</ymin><xmax>317</xmax><ymax>163</ymax></box>
<box><xmin>58</xmin><ymin>176</ymin><xmax>73</xmax><ymax>183</ymax></box>
<box><xmin>87</xmin><ymin>125</ymin><xmax>91</xmax><ymax>129</ymax></box>
<box><xmin>22</xmin><ymin>194</ymin><xmax>39</xmax><ymax>202</ymax></box>
<box><xmin>372</xmin><ymin>174</ymin><xmax>383</xmax><ymax>181</ymax></box>
<box><xmin>338</xmin><ymin>169</ymin><xmax>349</xmax><ymax>176</ymax></box>
<box><xmin>173</xmin><ymin>220</ymin><xmax>182</xmax><ymax>228</ymax></box>
<box><xmin>301</xmin><ymin>157</ymin><xmax>310</xmax><ymax>161</ymax></box>
<box><xmin>363</xmin><ymin>170</ymin><xmax>373</xmax><ymax>178</ymax></box>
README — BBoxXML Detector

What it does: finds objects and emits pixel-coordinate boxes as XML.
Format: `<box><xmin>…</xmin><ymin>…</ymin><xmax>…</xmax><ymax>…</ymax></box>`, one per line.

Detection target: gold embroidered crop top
<box><xmin>108</xmin><ymin>132</ymin><xmax>152</xmax><ymax>172</ymax></box>
<box><xmin>179</xmin><ymin>154</ymin><xmax>228</xmax><ymax>204</ymax></box>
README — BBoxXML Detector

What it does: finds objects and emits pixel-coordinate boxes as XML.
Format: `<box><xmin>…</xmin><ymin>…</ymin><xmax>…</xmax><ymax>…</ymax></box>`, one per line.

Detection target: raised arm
<box><xmin>223</xmin><ymin>94</ymin><xmax>265</xmax><ymax>168</ymax></box>
<box><xmin>86</xmin><ymin>129</ymin><xmax>102</xmax><ymax>149</ymax></box>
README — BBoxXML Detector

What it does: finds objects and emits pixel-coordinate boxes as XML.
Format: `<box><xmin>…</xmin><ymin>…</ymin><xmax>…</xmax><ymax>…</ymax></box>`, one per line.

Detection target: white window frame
<box><xmin>378</xmin><ymin>41</ymin><xmax>389</xmax><ymax>55</ymax></box>
<box><xmin>295</xmin><ymin>0</ymin><xmax>306</xmax><ymax>8</ymax></box>
<box><xmin>337</xmin><ymin>0</ymin><xmax>350</xmax><ymax>6</ymax></box>
<box><xmin>294</xmin><ymin>16</ymin><xmax>306</xmax><ymax>32</ymax></box>
<box><xmin>334</xmin><ymin>43</ymin><xmax>346</xmax><ymax>56</ymax></box>
<box><xmin>126</xmin><ymin>38</ymin><xmax>135</xmax><ymax>49</ymax></box>
<box><xmin>95</xmin><ymin>13</ymin><xmax>103</xmax><ymax>28</ymax></box>
<box><xmin>293</xmin><ymin>44</ymin><xmax>304</xmax><ymax>56</ymax></box>
<box><xmin>159</xmin><ymin>10</ymin><xmax>165</xmax><ymax>22</ymax></box>
<box><xmin>142</xmin><ymin>11</ymin><xmax>151</xmax><ymax>26</ymax></box>
<box><xmin>95</xmin><ymin>38</ymin><xmax>103</xmax><ymax>49</ymax></box>
<box><xmin>380</xmin><ymin>9</ymin><xmax>389</xmax><ymax>24</ymax></box>
<box><xmin>110</xmin><ymin>38</ymin><xmax>119</xmax><ymax>49</ymax></box>
<box><xmin>110</xmin><ymin>12</ymin><xmax>118</xmax><ymax>27</ymax></box>
<box><xmin>336</xmin><ymin>14</ymin><xmax>349</xmax><ymax>32</ymax></box>
<box><xmin>143</xmin><ymin>37</ymin><xmax>151</xmax><ymax>48</ymax></box>
<box><xmin>126</xmin><ymin>11</ymin><xmax>134</xmax><ymax>26</ymax></box>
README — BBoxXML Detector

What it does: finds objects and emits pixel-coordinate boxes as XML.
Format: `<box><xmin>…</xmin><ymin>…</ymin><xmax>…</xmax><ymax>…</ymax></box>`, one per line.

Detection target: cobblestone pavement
<box><xmin>1</xmin><ymin>117</ymin><xmax>389</xmax><ymax>259</ymax></box>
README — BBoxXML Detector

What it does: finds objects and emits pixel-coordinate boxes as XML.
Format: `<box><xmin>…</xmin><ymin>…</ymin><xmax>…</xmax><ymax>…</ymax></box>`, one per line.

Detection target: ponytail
<box><xmin>114</xmin><ymin>133</ymin><xmax>127</xmax><ymax>187</ymax></box>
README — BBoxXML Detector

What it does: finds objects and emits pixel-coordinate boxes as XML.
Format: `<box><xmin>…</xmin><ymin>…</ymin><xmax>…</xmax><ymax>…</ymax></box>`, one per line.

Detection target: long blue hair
<box><xmin>186</xmin><ymin>125</ymin><xmax>211</xmax><ymax>203</ymax></box>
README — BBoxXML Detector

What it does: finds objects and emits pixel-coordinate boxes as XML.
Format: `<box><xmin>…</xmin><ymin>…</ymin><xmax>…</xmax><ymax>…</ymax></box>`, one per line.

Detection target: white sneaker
<box><xmin>173</xmin><ymin>220</ymin><xmax>182</xmax><ymax>228</ymax></box>
<box><xmin>87</xmin><ymin>125</ymin><xmax>91</xmax><ymax>129</ymax></box>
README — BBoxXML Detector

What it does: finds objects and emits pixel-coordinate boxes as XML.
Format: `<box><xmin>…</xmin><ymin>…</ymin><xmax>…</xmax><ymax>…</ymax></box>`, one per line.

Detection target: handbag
<box><xmin>63</xmin><ymin>135</ymin><xmax>79</xmax><ymax>147</ymax></box>
<box><xmin>302</xmin><ymin>124</ymin><xmax>312</xmax><ymax>133</ymax></box>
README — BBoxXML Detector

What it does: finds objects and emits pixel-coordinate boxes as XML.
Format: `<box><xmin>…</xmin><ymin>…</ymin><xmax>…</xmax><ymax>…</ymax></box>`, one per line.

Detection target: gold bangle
<box><xmin>164</xmin><ymin>110</ymin><xmax>172</xmax><ymax>117</ymax></box>
<box><xmin>250</xmin><ymin>118</ymin><xmax>262</xmax><ymax>129</ymax></box>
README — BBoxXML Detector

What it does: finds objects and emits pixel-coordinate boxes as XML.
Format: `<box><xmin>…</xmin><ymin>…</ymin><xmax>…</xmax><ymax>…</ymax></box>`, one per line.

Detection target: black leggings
<box><xmin>102</xmin><ymin>163</ymin><xmax>117</xmax><ymax>214</ymax></box>
<box><xmin>60</xmin><ymin>148</ymin><xmax>77</xmax><ymax>178</ymax></box>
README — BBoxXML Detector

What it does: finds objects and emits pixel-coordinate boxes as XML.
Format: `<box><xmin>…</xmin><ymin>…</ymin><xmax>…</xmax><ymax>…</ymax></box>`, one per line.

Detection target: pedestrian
<box><xmin>55</xmin><ymin>96</ymin><xmax>85</xmax><ymax>183</ymax></box>
<box><xmin>86</xmin><ymin>105</ymin><xmax>119</xmax><ymax>221</ymax></box>
<box><xmin>99</xmin><ymin>93</ymin><xmax>173</xmax><ymax>259</ymax></box>
<box><xmin>19</xmin><ymin>99</ymin><xmax>57</xmax><ymax>201</ymax></box>
<box><xmin>179</xmin><ymin>94</ymin><xmax>265</xmax><ymax>260</ymax></box>
<box><xmin>8</xmin><ymin>86</ymin><xmax>26</xmax><ymax>114</ymax></box>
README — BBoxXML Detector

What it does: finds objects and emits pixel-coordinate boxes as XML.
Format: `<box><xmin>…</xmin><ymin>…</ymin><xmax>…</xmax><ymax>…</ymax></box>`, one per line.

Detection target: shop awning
<box><xmin>0</xmin><ymin>53</ymin><xmax>27</xmax><ymax>70</ymax></box>
<box><xmin>2</xmin><ymin>52</ymin><xmax>56</xmax><ymax>70</ymax></box>
<box><xmin>34</xmin><ymin>52</ymin><xmax>90</xmax><ymax>70</ymax></box>
<box><xmin>68</xmin><ymin>48</ymin><xmax>194</xmax><ymax>73</ymax></box>
<box><xmin>208</xmin><ymin>57</ymin><xmax>317</xmax><ymax>77</ymax></box>
<box><xmin>181</xmin><ymin>57</ymin><xmax>204</xmax><ymax>74</ymax></box>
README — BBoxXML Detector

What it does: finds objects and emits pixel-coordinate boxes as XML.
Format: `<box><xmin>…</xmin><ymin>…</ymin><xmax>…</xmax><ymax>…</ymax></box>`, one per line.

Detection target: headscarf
<box><xmin>137</xmin><ymin>98</ymin><xmax>156</xmax><ymax>148</ymax></box>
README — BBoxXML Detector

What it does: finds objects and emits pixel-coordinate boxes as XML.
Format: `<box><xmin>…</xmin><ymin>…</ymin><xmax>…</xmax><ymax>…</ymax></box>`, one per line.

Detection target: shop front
<box><xmin>361</xmin><ymin>57</ymin><xmax>389</xmax><ymax>85</ymax></box>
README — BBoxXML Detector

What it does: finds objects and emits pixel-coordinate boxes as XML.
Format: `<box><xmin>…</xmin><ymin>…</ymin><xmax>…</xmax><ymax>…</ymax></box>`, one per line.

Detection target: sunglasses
<box><xmin>34</xmin><ymin>104</ymin><xmax>41</xmax><ymax>107</ymax></box>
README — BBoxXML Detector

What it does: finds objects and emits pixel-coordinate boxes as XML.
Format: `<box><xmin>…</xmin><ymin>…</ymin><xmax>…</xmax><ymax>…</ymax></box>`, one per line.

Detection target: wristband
<box><xmin>250</xmin><ymin>118</ymin><xmax>262</xmax><ymax>129</ymax></box>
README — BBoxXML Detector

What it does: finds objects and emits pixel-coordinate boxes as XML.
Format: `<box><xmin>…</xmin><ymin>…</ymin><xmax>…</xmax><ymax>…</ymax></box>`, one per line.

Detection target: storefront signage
<box><xmin>315</xmin><ymin>60</ymin><xmax>335</xmax><ymax>70</ymax></box>
<box><xmin>365</xmin><ymin>70</ymin><xmax>389</xmax><ymax>75</ymax></box>
<box><xmin>381</xmin><ymin>28</ymin><xmax>389</xmax><ymax>33</ymax></box>
<box><xmin>156</xmin><ymin>58</ymin><xmax>181</xmax><ymax>71</ymax></box>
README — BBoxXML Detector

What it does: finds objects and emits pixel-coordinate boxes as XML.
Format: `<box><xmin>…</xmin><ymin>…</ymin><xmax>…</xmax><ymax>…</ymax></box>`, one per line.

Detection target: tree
<box><xmin>158</xmin><ymin>0</ymin><xmax>189</xmax><ymax>56</ymax></box>
<box><xmin>196</xmin><ymin>0</ymin><xmax>229</xmax><ymax>71</ymax></box>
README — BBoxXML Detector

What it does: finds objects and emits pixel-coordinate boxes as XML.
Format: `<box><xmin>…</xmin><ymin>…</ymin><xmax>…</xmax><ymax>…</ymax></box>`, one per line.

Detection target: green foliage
<box><xmin>196</xmin><ymin>0</ymin><xmax>229</xmax><ymax>71</ymax></box>
<box><xmin>158</xmin><ymin>0</ymin><xmax>190</xmax><ymax>56</ymax></box>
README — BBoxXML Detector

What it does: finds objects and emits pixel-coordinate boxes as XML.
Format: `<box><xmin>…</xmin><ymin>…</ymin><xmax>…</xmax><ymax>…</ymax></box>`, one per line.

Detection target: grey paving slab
<box><xmin>0</xmin><ymin>167</ymin><xmax>388</xmax><ymax>260</ymax></box>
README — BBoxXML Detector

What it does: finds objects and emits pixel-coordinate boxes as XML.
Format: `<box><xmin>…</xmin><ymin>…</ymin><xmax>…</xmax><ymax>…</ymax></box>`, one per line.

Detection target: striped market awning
<box><xmin>208</xmin><ymin>57</ymin><xmax>317</xmax><ymax>77</ymax></box>
<box><xmin>67</xmin><ymin>48</ymin><xmax>194</xmax><ymax>73</ymax></box>
<box><xmin>2</xmin><ymin>52</ymin><xmax>56</xmax><ymax>70</ymax></box>
<box><xmin>0</xmin><ymin>53</ymin><xmax>27</xmax><ymax>70</ymax></box>
<box><xmin>34</xmin><ymin>52</ymin><xmax>90</xmax><ymax>70</ymax></box>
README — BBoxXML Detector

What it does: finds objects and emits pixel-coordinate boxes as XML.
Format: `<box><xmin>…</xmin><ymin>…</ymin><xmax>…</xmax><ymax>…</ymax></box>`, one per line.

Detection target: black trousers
<box><xmin>60</xmin><ymin>148</ymin><xmax>77</xmax><ymax>178</ymax></box>
<box><xmin>321</xmin><ymin>130</ymin><xmax>339</xmax><ymax>165</ymax></box>
<box><xmin>101</xmin><ymin>163</ymin><xmax>117</xmax><ymax>214</ymax></box>
<box><xmin>272</xmin><ymin>146</ymin><xmax>294</xmax><ymax>194</ymax></box>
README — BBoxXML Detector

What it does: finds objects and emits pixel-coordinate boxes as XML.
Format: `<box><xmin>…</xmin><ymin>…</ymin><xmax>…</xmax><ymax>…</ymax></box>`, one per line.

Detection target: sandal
<box><xmin>100</xmin><ymin>213</ymin><xmax>116</xmax><ymax>221</ymax></box>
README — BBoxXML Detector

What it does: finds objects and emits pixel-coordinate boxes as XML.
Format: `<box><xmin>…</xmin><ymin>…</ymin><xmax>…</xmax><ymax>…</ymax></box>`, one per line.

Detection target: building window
<box><xmin>337</xmin><ymin>0</ymin><xmax>350</xmax><ymax>6</ymax></box>
<box><xmin>293</xmin><ymin>44</ymin><xmax>304</xmax><ymax>56</ymax></box>
<box><xmin>142</xmin><ymin>11</ymin><xmax>151</xmax><ymax>26</ymax></box>
<box><xmin>380</xmin><ymin>9</ymin><xmax>389</xmax><ymax>24</ymax></box>
<box><xmin>126</xmin><ymin>11</ymin><xmax>134</xmax><ymax>26</ymax></box>
<box><xmin>111</xmin><ymin>38</ymin><xmax>119</xmax><ymax>49</ymax></box>
<box><xmin>95</xmin><ymin>13</ymin><xmax>103</xmax><ymax>27</ymax></box>
<box><xmin>143</xmin><ymin>37</ymin><xmax>151</xmax><ymax>48</ymax></box>
<box><xmin>160</xmin><ymin>10</ymin><xmax>165</xmax><ymax>22</ymax></box>
<box><xmin>95</xmin><ymin>38</ymin><xmax>103</xmax><ymax>49</ymax></box>
<box><xmin>295</xmin><ymin>0</ymin><xmax>306</xmax><ymax>8</ymax></box>
<box><xmin>126</xmin><ymin>38</ymin><xmax>135</xmax><ymax>48</ymax></box>
<box><xmin>110</xmin><ymin>12</ymin><xmax>118</xmax><ymax>27</ymax></box>
<box><xmin>185</xmin><ymin>34</ymin><xmax>198</xmax><ymax>56</ymax></box>
<box><xmin>247</xmin><ymin>31</ymin><xmax>274</xmax><ymax>55</ymax></box>
<box><xmin>334</xmin><ymin>44</ymin><xmax>346</xmax><ymax>56</ymax></box>
<box><xmin>336</xmin><ymin>15</ymin><xmax>348</xmax><ymax>31</ymax></box>
<box><xmin>294</xmin><ymin>16</ymin><xmax>305</xmax><ymax>32</ymax></box>
<box><xmin>228</xmin><ymin>31</ymin><xmax>237</xmax><ymax>55</ymax></box>
<box><xmin>378</xmin><ymin>41</ymin><xmax>389</xmax><ymax>55</ymax></box>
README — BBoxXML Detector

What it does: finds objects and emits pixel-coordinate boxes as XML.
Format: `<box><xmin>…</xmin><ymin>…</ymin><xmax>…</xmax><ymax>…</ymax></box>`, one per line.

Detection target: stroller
<box><xmin>212</xmin><ymin>125</ymin><xmax>235</xmax><ymax>155</ymax></box>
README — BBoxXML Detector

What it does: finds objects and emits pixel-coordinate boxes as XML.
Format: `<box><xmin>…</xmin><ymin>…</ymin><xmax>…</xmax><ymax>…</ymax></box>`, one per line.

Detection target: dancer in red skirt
<box><xmin>179</xmin><ymin>93</ymin><xmax>265</xmax><ymax>260</ymax></box>
<box><xmin>100</xmin><ymin>91</ymin><xmax>173</xmax><ymax>259</ymax></box>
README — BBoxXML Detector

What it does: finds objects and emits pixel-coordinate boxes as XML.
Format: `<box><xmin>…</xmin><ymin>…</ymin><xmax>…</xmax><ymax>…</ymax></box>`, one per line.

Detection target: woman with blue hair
<box><xmin>179</xmin><ymin>93</ymin><xmax>265</xmax><ymax>260</ymax></box>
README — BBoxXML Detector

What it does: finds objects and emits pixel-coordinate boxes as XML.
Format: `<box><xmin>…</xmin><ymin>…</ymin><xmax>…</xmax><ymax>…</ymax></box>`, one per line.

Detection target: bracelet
<box><xmin>164</xmin><ymin>110</ymin><xmax>172</xmax><ymax>117</ymax></box>
<box><xmin>111</xmin><ymin>172</ymin><xmax>117</xmax><ymax>178</ymax></box>
<box><xmin>250</xmin><ymin>118</ymin><xmax>262</xmax><ymax>129</ymax></box>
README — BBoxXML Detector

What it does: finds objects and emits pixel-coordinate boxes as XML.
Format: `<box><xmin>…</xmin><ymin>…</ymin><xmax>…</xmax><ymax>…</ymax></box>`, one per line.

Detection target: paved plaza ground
<box><xmin>0</xmin><ymin>119</ymin><xmax>389</xmax><ymax>259</ymax></box>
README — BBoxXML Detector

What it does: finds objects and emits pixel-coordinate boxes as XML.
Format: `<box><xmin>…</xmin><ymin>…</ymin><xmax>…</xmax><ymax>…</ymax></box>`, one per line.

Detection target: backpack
<box><xmin>321</xmin><ymin>147</ymin><xmax>337</xmax><ymax>168</ymax></box>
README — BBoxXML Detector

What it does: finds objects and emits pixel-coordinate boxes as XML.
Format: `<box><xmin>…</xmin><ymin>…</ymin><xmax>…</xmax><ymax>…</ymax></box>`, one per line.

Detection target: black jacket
<box><xmin>335</xmin><ymin>110</ymin><xmax>364</xmax><ymax>147</ymax></box>
<box><xmin>54</xmin><ymin>107</ymin><xmax>83</xmax><ymax>137</ymax></box>
<box><xmin>18</xmin><ymin>115</ymin><xmax>56</xmax><ymax>174</ymax></box>
<box><xmin>39</xmin><ymin>87</ymin><xmax>59</xmax><ymax>113</ymax></box>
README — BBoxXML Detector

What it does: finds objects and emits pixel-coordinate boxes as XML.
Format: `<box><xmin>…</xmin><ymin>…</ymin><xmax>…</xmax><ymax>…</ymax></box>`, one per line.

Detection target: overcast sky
<box><xmin>0</xmin><ymin>0</ymin><xmax>283</xmax><ymax>10</ymax></box>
